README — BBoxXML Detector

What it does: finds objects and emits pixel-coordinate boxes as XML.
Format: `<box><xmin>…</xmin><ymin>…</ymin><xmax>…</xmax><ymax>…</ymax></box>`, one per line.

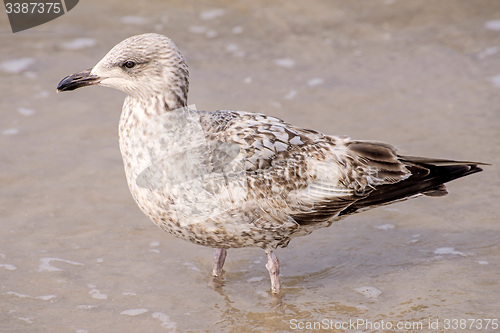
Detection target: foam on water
<box><xmin>489</xmin><ymin>74</ymin><xmax>500</xmax><ymax>87</ymax></box>
<box><xmin>5</xmin><ymin>291</ymin><xmax>30</xmax><ymax>298</ymax></box>
<box><xmin>232</xmin><ymin>26</ymin><xmax>243</xmax><ymax>34</ymax></box>
<box><xmin>121</xmin><ymin>16</ymin><xmax>148</xmax><ymax>25</ymax></box>
<box><xmin>88</xmin><ymin>284</ymin><xmax>108</xmax><ymax>300</ymax></box>
<box><xmin>17</xmin><ymin>107</ymin><xmax>35</xmax><ymax>116</ymax></box>
<box><xmin>284</xmin><ymin>89</ymin><xmax>297</xmax><ymax>100</ymax></box>
<box><xmin>225</xmin><ymin>43</ymin><xmax>238</xmax><ymax>52</ymax></box>
<box><xmin>307</xmin><ymin>78</ymin><xmax>324</xmax><ymax>87</ymax></box>
<box><xmin>38</xmin><ymin>295</ymin><xmax>56</xmax><ymax>301</ymax></box>
<box><xmin>5</xmin><ymin>291</ymin><xmax>56</xmax><ymax>301</ymax></box>
<box><xmin>122</xmin><ymin>292</ymin><xmax>137</xmax><ymax>296</ymax></box>
<box><xmin>225</xmin><ymin>44</ymin><xmax>245</xmax><ymax>57</ymax></box>
<box><xmin>408</xmin><ymin>234</ymin><xmax>421</xmax><ymax>244</ymax></box>
<box><xmin>433</xmin><ymin>247</ymin><xmax>469</xmax><ymax>257</ymax></box>
<box><xmin>356</xmin><ymin>305</ymin><xmax>369</xmax><ymax>311</ymax></box>
<box><xmin>376</xmin><ymin>224</ymin><xmax>395</xmax><ymax>230</ymax></box>
<box><xmin>205</xmin><ymin>30</ymin><xmax>217</xmax><ymax>38</ymax></box>
<box><xmin>120</xmin><ymin>308</ymin><xmax>149</xmax><ymax>316</ymax></box>
<box><xmin>485</xmin><ymin>20</ymin><xmax>500</xmax><ymax>31</ymax></box>
<box><xmin>182</xmin><ymin>262</ymin><xmax>201</xmax><ymax>272</ymax></box>
<box><xmin>152</xmin><ymin>312</ymin><xmax>177</xmax><ymax>330</ymax></box>
<box><xmin>478</xmin><ymin>46</ymin><xmax>499</xmax><ymax>59</ymax></box>
<box><xmin>2</xmin><ymin>128</ymin><xmax>19</xmax><ymax>136</ymax></box>
<box><xmin>274</xmin><ymin>58</ymin><xmax>296</xmax><ymax>68</ymax></box>
<box><xmin>0</xmin><ymin>263</ymin><xmax>17</xmax><ymax>270</ymax></box>
<box><xmin>355</xmin><ymin>286</ymin><xmax>382</xmax><ymax>298</ymax></box>
<box><xmin>76</xmin><ymin>305</ymin><xmax>97</xmax><ymax>310</ymax></box>
<box><xmin>188</xmin><ymin>25</ymin><xmax>217</xmax><ymax>38</ymax></box>
<box><xmin>247</xmin><ymin>276</ymin><xmax>264</xmax><ymax>282</ymax></box>
<box><xmin>200</xmin><ymin>8</ymin><xmax>225</xmax><ymax>21</ymax></box>
<box><xmin>17</xmin><ymin>317</ymin><xmax>34</xmax><ymax>324</ymax></box>
<box><xmin>0</xmin><ymin>57</ymin><xmax>34</xmax><ymax>73</ymax></box>
<box><xmin>188</xmin><ymin>26</ymin><xmax>207</xmax><ymax>34</ymax></box>
<box><xmin>38</xmin><ymin>257</ymin><xmax>84</xmax><ymax>272</ymax></box>
<box><xmin>150</xmin><ymin>241</ymin><xmax>160</xmax><ymax>253</ymax></box>
<box><xmin>35</xmin><ymin>91</ymin><xmax>49</xmax><ymax>98</ymax></box>
<box><xmin>61</xmin><ymin>38</ymin><xmax>96</xmax><ymax>50</ymax></box>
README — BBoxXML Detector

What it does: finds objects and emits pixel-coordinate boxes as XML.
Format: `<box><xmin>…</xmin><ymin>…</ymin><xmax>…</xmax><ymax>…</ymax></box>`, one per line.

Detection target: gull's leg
<box><xmin>265</xmin><ymin>250</ymin><xmax>280</xmax><ymax>294</ymax></box>
<box><xmin>212</xmin><ymin>248</ymin><xmax>227</xmax><ymax>277</ymax></box>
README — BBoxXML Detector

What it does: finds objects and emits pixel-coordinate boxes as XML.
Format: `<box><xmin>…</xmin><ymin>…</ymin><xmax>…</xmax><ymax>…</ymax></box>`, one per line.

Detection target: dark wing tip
<box><xmin>339</xmin><ymin>156</ymin><xmax>486</xmax><ymax>216</ymax></box>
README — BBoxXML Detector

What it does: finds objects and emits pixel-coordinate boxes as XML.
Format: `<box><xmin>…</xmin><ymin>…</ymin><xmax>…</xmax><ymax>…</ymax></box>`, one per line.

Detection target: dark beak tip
<box><xmin>56</xmin><ymin>69</ymin><xmax>99</xmax><ymax>92</ymax></box>
<box><xmin>56</xmin><ymin>75</ymin><xmax>74</xmax><ymax>92</ymax></box>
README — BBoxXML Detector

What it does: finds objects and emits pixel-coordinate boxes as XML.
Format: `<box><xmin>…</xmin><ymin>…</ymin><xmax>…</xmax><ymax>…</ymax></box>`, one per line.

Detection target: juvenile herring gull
<box><xmin>57</xmin><ymin>33</ymin><xmax>485</xmax><ymax>293</ymax></box>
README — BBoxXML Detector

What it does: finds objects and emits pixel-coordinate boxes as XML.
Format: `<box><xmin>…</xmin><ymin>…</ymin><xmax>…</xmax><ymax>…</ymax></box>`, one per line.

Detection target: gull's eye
<box><xmin>122</xmin><ymin>61</ymin><xmax>136</xmax><ymax>69</ymax></box>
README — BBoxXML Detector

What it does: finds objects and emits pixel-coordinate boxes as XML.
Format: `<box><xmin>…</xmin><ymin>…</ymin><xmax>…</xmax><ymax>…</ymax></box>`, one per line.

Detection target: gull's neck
<box><xmin>119</xmin><ymin>82</ymin><xmax>188</xmax><ymax>138</ymax></box>
<box><xmin>118</xmin><ymin>86</ymin><xmax>189</xmax><ymax>182</ymax></box>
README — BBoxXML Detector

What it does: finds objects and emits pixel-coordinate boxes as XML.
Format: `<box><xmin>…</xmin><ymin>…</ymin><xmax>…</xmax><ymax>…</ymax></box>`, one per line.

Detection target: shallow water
<box><xmin>1</xmin><ymin>1</ymin><xmax>499</xmax><ymax>332</ymax></box>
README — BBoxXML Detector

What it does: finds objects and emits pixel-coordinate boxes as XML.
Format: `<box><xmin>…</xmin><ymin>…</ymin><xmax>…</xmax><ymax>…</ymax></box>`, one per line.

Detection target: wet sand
<box><xmin>1</xmin><ymin>1</ymin><xmax>499</xmax><ymax>332</ymax></box>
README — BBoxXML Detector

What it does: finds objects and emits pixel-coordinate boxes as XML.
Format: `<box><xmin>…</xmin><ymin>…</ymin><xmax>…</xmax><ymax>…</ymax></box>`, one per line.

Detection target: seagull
<box><xmin>57</xmin><ymin>33</ymin><xmax>485</xmax><ymax>294</ymax></box>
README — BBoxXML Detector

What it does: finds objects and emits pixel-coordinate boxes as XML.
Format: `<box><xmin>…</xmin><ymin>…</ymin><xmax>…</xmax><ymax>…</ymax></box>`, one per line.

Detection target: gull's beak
<box><xmin>57</xmin><ymin>68</ymin><xmax>101</xmax><ymax>92</ymax></box>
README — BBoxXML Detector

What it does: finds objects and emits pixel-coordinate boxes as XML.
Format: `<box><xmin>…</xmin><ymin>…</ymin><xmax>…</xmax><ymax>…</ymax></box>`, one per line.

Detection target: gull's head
<box><xmin>57</xmin><ymin>33</ymin><xmax>189</xmax><ymax>107</ymax></box>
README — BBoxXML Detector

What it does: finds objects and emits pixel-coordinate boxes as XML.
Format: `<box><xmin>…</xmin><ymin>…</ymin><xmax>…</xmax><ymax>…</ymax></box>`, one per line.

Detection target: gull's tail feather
<box><xmin>339</xmin><ymin>157</ymin><xmax>485</xmax><ymax>216</ymax></box>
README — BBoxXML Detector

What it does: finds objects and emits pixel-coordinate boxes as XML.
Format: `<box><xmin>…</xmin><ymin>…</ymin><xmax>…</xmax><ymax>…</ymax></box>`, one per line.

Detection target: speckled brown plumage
<box><xmin>57</xmin><ymin>33</ymin><xmax>484</xmax><ymax>294</ymax></box>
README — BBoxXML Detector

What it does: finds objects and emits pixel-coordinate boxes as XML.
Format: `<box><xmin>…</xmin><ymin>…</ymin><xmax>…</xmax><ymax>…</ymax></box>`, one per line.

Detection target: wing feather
<box><xmin>198</xmin><ymin>110</ymin><xmax>484</xmax><ymax>226</ymax></box>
